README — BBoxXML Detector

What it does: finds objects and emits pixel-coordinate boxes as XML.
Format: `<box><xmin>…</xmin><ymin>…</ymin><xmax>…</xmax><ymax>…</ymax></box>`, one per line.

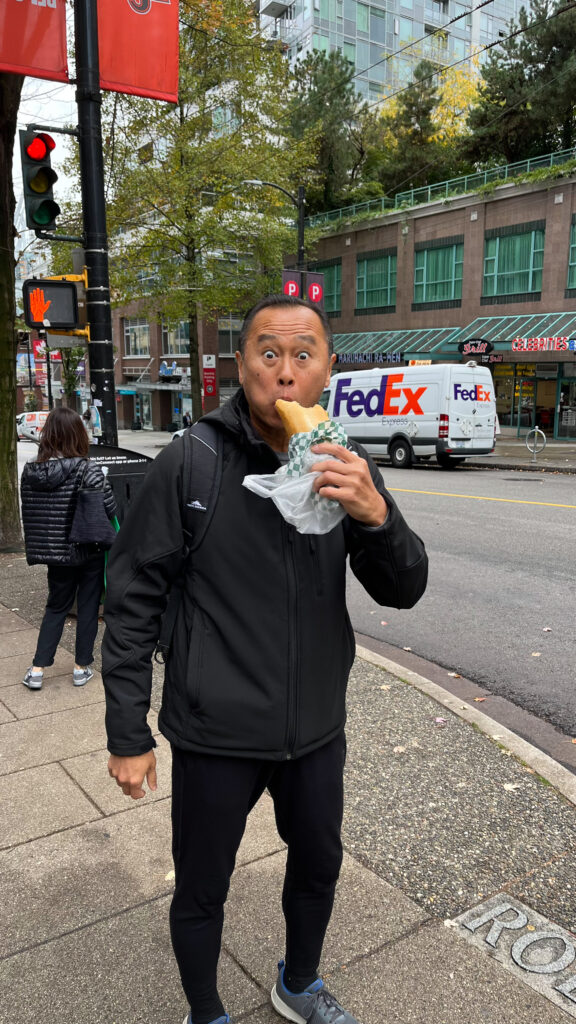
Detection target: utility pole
<box><xmin>74</xmin><ymin>0</ymin><xmax>117</xmax><ymax>446</ymax></box>
<box><xmin>44</xmin><ymin>340</ymin><xmax>54</xmax><ymax>411</ymax></box>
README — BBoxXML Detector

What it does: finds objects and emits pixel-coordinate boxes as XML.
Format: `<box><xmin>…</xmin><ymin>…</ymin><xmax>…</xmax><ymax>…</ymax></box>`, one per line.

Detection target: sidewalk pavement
<box><xmin>1</xmin><ymin>556</ymin><xmax>576</xmax><ymax>1024</ymax></box>
<box><xmin>115</xmin><ymin>429</ymin><xmax>576</xmax><ymax>474</ymax></box>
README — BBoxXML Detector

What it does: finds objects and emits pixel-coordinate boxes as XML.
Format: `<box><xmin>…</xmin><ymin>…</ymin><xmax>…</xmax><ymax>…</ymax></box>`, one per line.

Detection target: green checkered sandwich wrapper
<box><xmin>286</xmin><ymin>419</ymin><xmax>348</xmax><ymax>477</ymax></box>
<box><xmin>242</xmin><ymin>417</ymin><xmax>349</xmax><ymax>533</ymax></box>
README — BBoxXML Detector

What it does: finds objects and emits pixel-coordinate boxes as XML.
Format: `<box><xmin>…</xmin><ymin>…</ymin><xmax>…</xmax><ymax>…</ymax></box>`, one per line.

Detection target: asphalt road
<box><xmin>17</xmin><ymin>438</ymin><xmax>576</xmax><ymax>736</ymax></box>
<box><xmin>347</xmin><ymin>463</ymin><xmax>576</xmax><ymax>736</ymax></box>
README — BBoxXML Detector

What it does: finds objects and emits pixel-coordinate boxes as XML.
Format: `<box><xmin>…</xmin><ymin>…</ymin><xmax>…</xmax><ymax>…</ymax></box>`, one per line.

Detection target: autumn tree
<box><xmin>84</xmin><ymin>0</ymin><xmax>306</xmax><ymax>419</ymax></box>
<box><xmin>0</xmin><ymin>72</ymin><xmax>24</xmax><ymax>550</ymax></box>
<box><xmin>364</xmin><ymin>58</ymin><xmax>479</xmax><ymax>195</ymax></box>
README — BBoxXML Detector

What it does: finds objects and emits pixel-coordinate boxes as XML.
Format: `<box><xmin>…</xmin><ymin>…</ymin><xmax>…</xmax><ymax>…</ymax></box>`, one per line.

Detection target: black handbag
<box><xmin>69</xmin><ymin>461</ymin><xmax>117</xmax><ymax>548</ymax></box>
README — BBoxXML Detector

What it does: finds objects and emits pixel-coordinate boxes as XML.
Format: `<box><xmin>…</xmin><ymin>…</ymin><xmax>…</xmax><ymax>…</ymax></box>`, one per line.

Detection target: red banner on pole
<box><xmin>97</xmin><ymin>0</ymin><xmax>179</xmax><ymax>102</ymax></box>
<box><xmin>0</xmin><ymin>0</ymin><xmax>68</xmax><ymax>82</ymax></box>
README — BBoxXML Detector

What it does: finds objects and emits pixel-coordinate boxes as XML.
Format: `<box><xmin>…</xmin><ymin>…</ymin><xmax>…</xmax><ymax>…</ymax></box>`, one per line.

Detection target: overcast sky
<box><xmin>15</xmin><ymin>77</ymin><xmax>78</xmax><ymax>205</ymax></box>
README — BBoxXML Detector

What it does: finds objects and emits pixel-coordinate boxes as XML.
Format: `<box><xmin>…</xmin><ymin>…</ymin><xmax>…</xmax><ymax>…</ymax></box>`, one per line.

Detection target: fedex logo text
<box><xmin>334</xmin><ymin>375</ymin><xmax>427</xmax><ymax>418</ymax></box>
<box><xmin>454</xmin><ymin>383</ymin><xmax>492</xmax><ymax>402</ymax></box>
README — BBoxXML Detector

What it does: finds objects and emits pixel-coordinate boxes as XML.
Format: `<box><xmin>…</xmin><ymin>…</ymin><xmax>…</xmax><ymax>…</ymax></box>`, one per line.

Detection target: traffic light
<box><xmin>19</xmin><ymin>131</ymin><xmax>61</xmax><ymax>234</ymax></box>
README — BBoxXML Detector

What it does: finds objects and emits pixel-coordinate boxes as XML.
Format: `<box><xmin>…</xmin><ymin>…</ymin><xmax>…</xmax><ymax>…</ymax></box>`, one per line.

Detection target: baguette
<box><xmin>275</xmin><ymin>399</ymin><xmax>329</xmax><ymax>437</ymax></box>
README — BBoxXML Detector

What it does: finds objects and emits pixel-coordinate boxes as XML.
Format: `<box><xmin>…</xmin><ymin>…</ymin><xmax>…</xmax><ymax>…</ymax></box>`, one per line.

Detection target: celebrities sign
<box><xmin>512</xmin><ymin>337</ymin><xmax>576</xmax><ymax>352</ymax></box>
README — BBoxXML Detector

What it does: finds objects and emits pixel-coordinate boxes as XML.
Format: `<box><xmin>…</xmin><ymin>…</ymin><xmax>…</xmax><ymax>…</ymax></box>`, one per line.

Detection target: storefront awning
<box><xmin>130</xmin><ymin>381</ymin><xmax>187</xmax><ymax>392</ymax></box>
<box><xmin>442</xmin><ymin>312</ymin><xmax>576</xmax><ymax>347</ymax></box>
<box><xmin>334</xmin><ymin>327</ymin><xmax>458</xmax><ymax>357</ymax></box>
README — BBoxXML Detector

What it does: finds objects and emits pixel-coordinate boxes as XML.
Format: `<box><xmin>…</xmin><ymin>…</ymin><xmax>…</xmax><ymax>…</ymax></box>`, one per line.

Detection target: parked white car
<box><xmin>17</xmin><ymin>411</ymin><xmax>48</xmax><ymax>442</ymax></box>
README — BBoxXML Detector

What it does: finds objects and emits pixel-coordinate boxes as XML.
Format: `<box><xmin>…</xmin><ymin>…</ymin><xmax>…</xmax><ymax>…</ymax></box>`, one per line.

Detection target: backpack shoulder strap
<box><xmin>182</xmin><ymin>420</ymin><xmax>223</xmax><ymax>551</ymax></box>
<box><xmin>155</xmin><ymin>420</ymin><xmax>222</xmax><ymax>664</ymax></box>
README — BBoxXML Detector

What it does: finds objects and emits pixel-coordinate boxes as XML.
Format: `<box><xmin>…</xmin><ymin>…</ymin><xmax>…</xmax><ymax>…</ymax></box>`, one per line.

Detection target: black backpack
<box><xmin>154</xmin><ymin>421</ymin><xmax>223</xmax><ymax>663</ymax></box>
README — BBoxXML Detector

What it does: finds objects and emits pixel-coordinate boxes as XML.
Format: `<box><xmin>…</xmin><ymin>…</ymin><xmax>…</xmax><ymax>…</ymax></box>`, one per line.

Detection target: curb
<box><xmin>466</xmin><ymin>460</ymin><xmax>576</xmax><ymax>474</ymax></box>
<box><xmin>356</xmin><ymin>645</ymin><xmax>576</xmax><ymax>807</ymax></box>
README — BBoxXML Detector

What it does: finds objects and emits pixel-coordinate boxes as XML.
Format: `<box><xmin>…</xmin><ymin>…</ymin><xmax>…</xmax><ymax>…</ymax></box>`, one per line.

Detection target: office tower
<box><xmin>259</xmin><ymin>0</ymin><xmax>521</xmax><ymax>102</ymax></box>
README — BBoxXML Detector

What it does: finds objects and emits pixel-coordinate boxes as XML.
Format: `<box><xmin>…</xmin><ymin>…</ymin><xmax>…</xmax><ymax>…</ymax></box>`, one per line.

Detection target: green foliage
<box><xmin>364</xmin><ymin>61</ymin><xmax>473</xmax><ymax>194</ymax></box>
<box><xmin>55</xmin><ymin>0</ymin><xmax>310</xmax><ymax>417</ymax></box>
<box><xmin>103</xmin><ymin>0</ymin><xmax>305</xmax><ymax>316</ymax></box>
<box><xmin>290</xmin><ymin>51</ymin><xmax>372</xmax><ymax>214</ymax></box>
<box><xmin>60</xmin><ymin>346</ymin><xmax>87</xmax><ymax>404</ymax></box>
<box><xmin>465</xmin><ymin>0</ymin><xmax>576</xmax><ymax>164</ymax></box>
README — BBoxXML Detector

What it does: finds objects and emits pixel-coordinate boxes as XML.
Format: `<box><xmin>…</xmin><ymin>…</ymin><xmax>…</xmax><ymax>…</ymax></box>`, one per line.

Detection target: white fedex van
<box><xmin>321</xmin><ymin>362</ymin><xmax>496</xmax><ymax>469</ymax></box>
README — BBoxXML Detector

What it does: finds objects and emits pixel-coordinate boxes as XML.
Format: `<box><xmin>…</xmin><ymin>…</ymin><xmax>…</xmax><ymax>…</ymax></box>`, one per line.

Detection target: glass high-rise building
<box><xmin>259</xmin><ymin>0</ymin><xmax>520</xmax><ymax>103</ymax></box>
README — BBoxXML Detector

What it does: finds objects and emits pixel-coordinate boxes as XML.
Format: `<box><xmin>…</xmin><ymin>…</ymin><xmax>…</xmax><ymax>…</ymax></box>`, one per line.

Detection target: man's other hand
<box><xmin>108</xmin><ymin>751</ymin><xmax>158</xmax><ymax>800</ymax></box>
<box><xmin>310</xmin><ymin>442</ymin><xmax>388</xmax><ymax>526</ymax></box>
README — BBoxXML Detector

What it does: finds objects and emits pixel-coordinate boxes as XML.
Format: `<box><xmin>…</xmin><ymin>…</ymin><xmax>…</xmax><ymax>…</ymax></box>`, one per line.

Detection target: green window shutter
<box><xmin>414</xmin><ymin>243</ymin><xmax>463</xmax><ymax>302</ymax></box>
<box><xmin>356</xmin><ymin>253</ymin><xmax>397</xmax><ymax>308</ymax></box>
<box><xmin>483</xmin><ymin>229</ymin><xmax>544</xmax><ymax>297</ymax></box>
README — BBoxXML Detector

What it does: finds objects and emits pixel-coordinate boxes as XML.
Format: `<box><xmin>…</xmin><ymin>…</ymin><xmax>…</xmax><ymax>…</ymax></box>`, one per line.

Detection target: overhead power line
<box><xmin>364</xmin><ymin>0</ymin><xmax>576</xmax><ymax>112</ymax></box>
<box><xmin>350</xmin><ymin>0</ymin><xmax>495</xmax><ymax>85</ymax></box>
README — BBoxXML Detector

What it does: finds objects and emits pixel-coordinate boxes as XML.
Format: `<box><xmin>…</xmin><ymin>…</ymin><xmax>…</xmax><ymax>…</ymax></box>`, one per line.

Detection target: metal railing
<box><xmin>306</xmin><ymin>195</ymin><xmax>396</xmax><ymax>228</ymax></box>
<box><xmin>394</xmin><ymin>148</ymin><xmax>576</xmax><ymax>207</ymax></box>
<box><xmin>306</xmin><ymin>147</ymin><xmax>576</xmax><ymax>228</ymax></box>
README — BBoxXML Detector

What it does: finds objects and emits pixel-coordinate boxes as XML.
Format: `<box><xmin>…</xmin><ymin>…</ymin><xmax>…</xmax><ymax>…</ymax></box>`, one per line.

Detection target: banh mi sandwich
<box><xmin>275</xmin><ymin>399</ymin><xmax>329</xmax><ymax>438</ymax></box>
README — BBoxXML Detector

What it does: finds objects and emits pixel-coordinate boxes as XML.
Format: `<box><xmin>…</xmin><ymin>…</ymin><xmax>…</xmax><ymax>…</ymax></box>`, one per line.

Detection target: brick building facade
<box><xmin>109</xmin><ymin>174</ymin><xmax>576</xmax><ymax>439</ymax></box>
<box><xmin>309</xmin><ymin>176</ymin><xmax>576</xmax><ymax>439</ymax></box>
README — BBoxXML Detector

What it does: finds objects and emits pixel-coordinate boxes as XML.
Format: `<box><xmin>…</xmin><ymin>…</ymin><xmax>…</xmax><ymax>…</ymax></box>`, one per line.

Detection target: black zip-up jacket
<box><xmin>102</xmin><ymin>391</ymin><xmax>428</xmax><ymax>761</ymax></box>
<box><xmin>21</xmin><ymin>457</ymin><xmax>117</xmax><ymax>566</ymax></box>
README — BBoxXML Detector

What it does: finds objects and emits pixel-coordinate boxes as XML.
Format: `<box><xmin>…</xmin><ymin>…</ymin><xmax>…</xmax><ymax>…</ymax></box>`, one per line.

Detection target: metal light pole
<box><xmin>296</xmin><ymin>185</ymin><xmax>305</xmax><ymax>270</ymax></box>
<box><xmin>74</xmin><ymin>0</ymin><xmax>117</xmax><ymax>446</ymax></box>
<box><xmin>242</xmin><ymin>180</ymin><xmax>306</xmax><ymax>270</ymax></box>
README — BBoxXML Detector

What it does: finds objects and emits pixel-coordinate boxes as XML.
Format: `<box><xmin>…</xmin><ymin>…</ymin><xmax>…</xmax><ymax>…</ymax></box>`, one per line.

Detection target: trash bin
<box><xmin>88</xmin><ymin>444</ymin><xmax>152</xmax><ymax>524</ymax></box>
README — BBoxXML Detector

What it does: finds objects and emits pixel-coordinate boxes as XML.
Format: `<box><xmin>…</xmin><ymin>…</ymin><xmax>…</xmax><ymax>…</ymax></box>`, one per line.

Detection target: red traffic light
<box><xmin>19</xmin><ymin>130</ymin><xmax>60</xmax><ymax>233</ymax></box>
<box><xmin>25</xmin><ymin>133</ymin><xmax>56</xmax><ymax>162</ymax></box>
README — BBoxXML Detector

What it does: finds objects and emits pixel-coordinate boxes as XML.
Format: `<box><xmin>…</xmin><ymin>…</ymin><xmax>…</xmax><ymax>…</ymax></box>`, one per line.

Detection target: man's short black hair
<box><xmin>238</xmin><ymin>294</ymin><xmax>334</xmax><ymax>356</ymax></box>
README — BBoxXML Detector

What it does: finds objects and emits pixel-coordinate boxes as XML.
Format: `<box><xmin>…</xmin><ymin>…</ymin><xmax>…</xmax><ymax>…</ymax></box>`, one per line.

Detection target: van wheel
<box><xmin>437</xmin><ymin>454</ymin><xmax>465</xmax><ymax>469</ymax></box>
<box><xmin>390</xmin><ymin>439</ymin><xmax>413</xmax><ymax>468</ymax></box>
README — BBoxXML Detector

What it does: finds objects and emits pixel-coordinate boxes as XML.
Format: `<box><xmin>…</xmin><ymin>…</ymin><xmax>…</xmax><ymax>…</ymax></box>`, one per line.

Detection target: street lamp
<box><xmin>241</xmin><ymin>180</ymin><xmax>306</xmax><ymax>270</ymax></box>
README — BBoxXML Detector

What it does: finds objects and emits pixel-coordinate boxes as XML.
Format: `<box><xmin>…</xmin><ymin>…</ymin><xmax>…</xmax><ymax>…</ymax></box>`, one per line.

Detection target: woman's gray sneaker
<box><xmin>73</xmin><ymin>666</ymin><xmax>94</xmax><ymax>686</ymax></box>
<box><xmin>22</xmin><ymin>667</ymin><xmax>43</xmax><ymax>690</ymax></box>
<box><xmin>271</xmin><ymin>961</ymin><xmax>360</xmax><ymax>1024</ymax></box>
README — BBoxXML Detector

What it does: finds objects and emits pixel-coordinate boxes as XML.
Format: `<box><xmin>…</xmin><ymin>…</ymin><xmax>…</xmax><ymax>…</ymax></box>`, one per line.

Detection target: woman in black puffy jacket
<box><xmin>20</xmin><ymin>407</ymin><xmax>117</xmax><ymax>691</ymax></box>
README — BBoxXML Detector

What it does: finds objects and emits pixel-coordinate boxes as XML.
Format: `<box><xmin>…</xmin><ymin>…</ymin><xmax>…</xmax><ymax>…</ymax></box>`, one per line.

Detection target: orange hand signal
<box><xmin>30</xmin><ymin>287</ymin><xmax>51</xmax><ymax>323</ymax></box>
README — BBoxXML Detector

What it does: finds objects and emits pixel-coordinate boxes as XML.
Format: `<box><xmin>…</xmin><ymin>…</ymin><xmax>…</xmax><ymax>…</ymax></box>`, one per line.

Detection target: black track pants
<box><xmin>33</xmin><ymin>554</ymin><xmax>104</xmax><ymax>668</ymax></box>
<box><xmin>169</xmin><ymin>732</ymin><xmax>346</xmax><ymax>1024</ymax></box>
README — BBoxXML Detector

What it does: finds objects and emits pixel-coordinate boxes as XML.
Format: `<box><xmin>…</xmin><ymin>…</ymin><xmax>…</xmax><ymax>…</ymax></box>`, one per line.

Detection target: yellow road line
<box><xmin>388</xmin><ymin>488</ymin><xmax>576</xmax><ymax>509</ymax></box>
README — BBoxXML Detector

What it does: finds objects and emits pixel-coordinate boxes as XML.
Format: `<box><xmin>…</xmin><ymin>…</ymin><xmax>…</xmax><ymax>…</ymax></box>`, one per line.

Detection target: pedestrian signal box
<box><xmin>22</xmin><ymin>279</ymin><xmax>79</xmax><ymax>330</ymax></box>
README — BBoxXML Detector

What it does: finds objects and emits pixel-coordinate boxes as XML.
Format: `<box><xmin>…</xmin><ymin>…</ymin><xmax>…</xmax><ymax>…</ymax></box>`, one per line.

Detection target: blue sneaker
<box><xmin>22</xmin><ymin>667</ymin><xmax>43</xmax><ymax>691</ymax></box>
<box><xmin>182</xmin><ymin>1015</ymin><xmax>230</xmax><ymax>1024</ymax></box>
<box><xmin>73</xmin><ymin>666</ymin><xmax>94</xmax><ymax>686</ymax></box>
<box><xmin>271</xmin><ymin>960</ymin><xmax>360</xmax><ymax>1024</ymax></box>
